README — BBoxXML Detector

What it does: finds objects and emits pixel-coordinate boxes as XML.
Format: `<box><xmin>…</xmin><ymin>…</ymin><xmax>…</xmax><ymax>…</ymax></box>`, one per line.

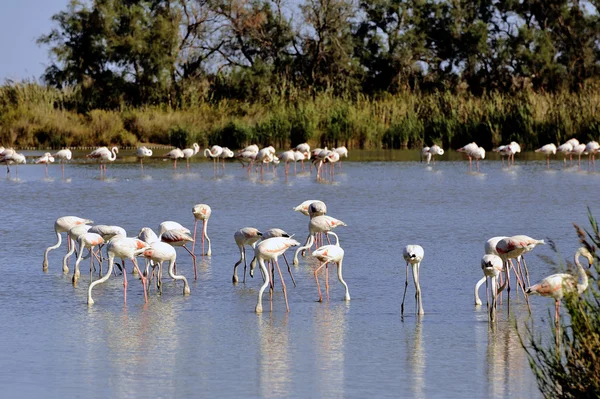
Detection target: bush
<box><xmin>522</xmin><ymin>210</ymin><xmax>600</xmax><ymax>398</ymax></box>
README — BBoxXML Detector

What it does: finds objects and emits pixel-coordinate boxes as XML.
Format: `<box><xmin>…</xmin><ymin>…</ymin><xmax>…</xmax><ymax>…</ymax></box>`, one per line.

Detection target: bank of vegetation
<box><xmin>1</xmin><ymin>0</ymin><xmax>600</xmax><ymax>150</ymax></box>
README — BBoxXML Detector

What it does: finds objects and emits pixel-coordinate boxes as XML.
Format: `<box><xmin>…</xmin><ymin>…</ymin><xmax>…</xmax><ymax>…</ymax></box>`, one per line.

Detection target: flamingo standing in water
<box><xmin>35</xmin><ymin>152</ymin><xmax>54</xmax><ymax>178</ymax></box>
<box><xmin>62</xmin><ymin>224</ymin><xmax>94</xmax><ymax>273</ymax></box>
<box><xmin>401</xmin><ymin>245</ymin><xmax>425</xmax><ymax>316</ymax></box>
<box><xmin>164</xmin><ymin>148</ymin><xmax>184</xmax><ymax>169</ymax></box>
<box><xmin>293</xmin><ymin>143</ymin><xmax>311</xmax><ymax>171</ymax></box>
<box><xmin>219</xmin><ymin>147</ymin><xmax>234</xmax><ymax>168</ymax></box>
<box><xmin>293</xmin><ymin>215</ymin><xmax>346</xmax><ymax>265</ymax></box>
<box><xmin>457</xmin><ymin>142</ymin><xmax>483</xmax><ymax>171</ymax></box>
<box><xmin>87</xmin><ymin>146</ymin><xmax>118</xmax><ymax>177</ymax></box>
<box><xmin>535</xmin><ymin>144</ymin><xmax>557</xmax><ymax>169</ymax></box>
<box><xmin>0</xmin><ymin>150</ymin><xmax>26</xmax><ymax>178</ymax></box>
<box><xmin>233</xmin><ymin>227</ymin><xmax>262</xmax><ymax>283</ymax></box>
<box><xmin>72</xmin><ymin>232</ymin><xmax>104</xmax><ymax>285</ymax></box>
<box><xmin>571</xmin><ymin>143</ymin><xmax>586</xmax><ymax>170</ymax></box>
<box><xmin>475</xmin><ymin>236</ymin><xmax>507</xmax><ymax>306</ymax></box>
<box><xmin>182</xmin><ymin>143</ymin><xmax>200</xmax><ymax>169</ymax></box>
<box><xmin>43</xmin><ymin>216</ymin><xmax>93</xmax><ymax>272</ymax></box>
<box><xmin>557</xmin><ymin>140</ymin><xmax>574</xmax><ymax>166</ymax></box>
<box><xmin>312</xmin><ymin>243</ymin><xmax>350</xmax><ymax>302</ymax></box>
<box><xmin>253</xmin><ymin>237</ymin><xmax>300</xmax><ymax>313</ymax></box>
<box><xmin>249</xmin><ymin>228</ymin><xmax>298</xmax><ymax>287</ymax></box>
<box><xmin>333</xmin><ymin>146</ymin><xmax>348</xmax><ymax>169</ymax></box>
<box><xmin>526</xmin><ymin>247</ymin><xmax>594</xmax><ymax>327</ymax></box>
<box><xmin>585</xmin><ymin>141</ymin><xmax>599</xmax><ymax>170</ymax></box>
<box><xmin>136</xmin><ymin>146</ymin><xmax>153</xmax><ymax>169</ymax></box>
<box><xmin>143</xmin><ymin>241</ymin><xmax>190</xmax><ymax>296</ymax></box>
<box><xmin>474</xmin><ymin>254</ymin><xmax>507</xmax><ymax>321</ymax></box>
<box><xmin>192</xmin><ymin>204</ymin><xmax>212</xmax><ymax>257</ymax></box>
<box><xmin>278</xmin><ymin>150</ymin><xmax>296</xmax><ymax>175</ymax></box>
<box><xmin>204</xmin><ymin>145</ymin><xmax>223</xmax><ymax>169</ymax></box>
<box><xmin>293</xmin><ymin>200</ymin><xmax>326</xmax><ymax>216</ymax></box>
<box><xmin>53</xmin><ymin>149</ymin><xmax>72</xmax><ymax>178</ymax></box>
<box><xmin>87</xmin><ymin>237</ymin><xmax>150</xmax><ymax>305</ymax></box>
<box><xmin>160</xmin><ymin>227</ymin><xmax>197</xmax><ymax>280</ymax></box>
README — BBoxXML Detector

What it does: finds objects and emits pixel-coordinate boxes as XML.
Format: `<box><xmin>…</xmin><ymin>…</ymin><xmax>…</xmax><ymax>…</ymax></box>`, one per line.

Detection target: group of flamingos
<box><xmin>0</xmin><ymin>143</ymin><xmax>348</xmax><ymax>180</ymax></box>
<box><xmin>449</xmin><ymin>138</ymin><xmax>600</xmax><ymax>172</ymax></box>
<box><xmin>41</xmin><ymin>196</ymin><xmax>593</xmax><ymax>324</ymax></box>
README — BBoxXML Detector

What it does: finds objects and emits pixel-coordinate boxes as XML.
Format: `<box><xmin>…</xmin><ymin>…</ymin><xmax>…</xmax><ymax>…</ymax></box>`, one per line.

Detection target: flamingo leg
<box><xmin>281</xmin><ymin>253</ymin><xmax>296</xmax><ymax>287</ymax></box>
<box><xmin>123</xmin><ymin>259</ymin><xmax>128</xmax><ymax>305</ymax></box>
<box><xmin>233</xmin><ymin>245</ymin><xmax>243</xmax><ymax>284</ymax></box>
<box><xmin>325</xmin><ymin>263</ymin><xmax>330</xmax><ymax>301</ymax></box>
<box><xmin>131</xmin><ymin>258</ymin><xmax>148</xmax><ymax>303</ymax></box>
<box><xmin>192</xmin><ymin>220</ymin><xmax>198</xmax><ymax>254</ymax></box>
<box><xmin>401</xmin><ymin>262</ymin><xmax>409</xmax><ymax>316</ymax></box>
<box><xmin>314</xmin><ymin>261</ymin><xmax>327</xmax><ymax>302</ymax></box>
<box><xmin>182</xmin><ymin>245</ymin><xmax>197</xmax><ymax>280</ymax></box>
<box><xmin>274</xmin><ymin>259</ymin><xmax>290</xmax><ymax>312</ymax></box>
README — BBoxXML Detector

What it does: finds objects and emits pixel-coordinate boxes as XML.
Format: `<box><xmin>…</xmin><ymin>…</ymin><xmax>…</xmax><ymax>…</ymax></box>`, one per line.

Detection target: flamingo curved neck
<box><xmin>575</xmin><ymin>249</ymin><xmax>590</xmax><ymax>294</ymax></box>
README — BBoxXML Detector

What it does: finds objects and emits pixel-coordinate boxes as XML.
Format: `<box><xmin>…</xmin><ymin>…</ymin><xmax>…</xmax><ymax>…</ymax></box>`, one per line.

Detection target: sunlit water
<box><xmin>1</xmin><ymin>151</ymin><xmax>599</xmax><ymax>398</ymax></box>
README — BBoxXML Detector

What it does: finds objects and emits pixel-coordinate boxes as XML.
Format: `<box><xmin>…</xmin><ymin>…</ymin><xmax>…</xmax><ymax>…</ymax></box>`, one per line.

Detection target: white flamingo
<box><xmin>535</xmin><ymin>143</ymin><xmax>557</xmax><ymax>169</ymax></box>
<box><xmin>43</xmin><ymin>216</ymin><xmax>93</xmax><ymax>272</ymax></box>
<box><xmin>401</xmin><ymin>245</ymin><xmax>425</xmax><ymax>316</ymax></box>
<box><xmin>312</xmin><ymin>243</ymin><xmax>350</xmax><ymax>302</ymax></box>
<box><xmin>35</xmin><ymin>152</ymin><xmax>55</xmax><ymax>178</ymax></box>
<box><xmin>136</xmin><ymin>146</ymin><xmax>153</xmax><ymax>168</ymax></box>
<box><xmin>53</xmin><ymin>149</ymin><xmax>72</xmax><ymax>178</ymax></box>
<box><xmin>192</xmin><ymin>204</ymin><xmax>212</xmax><ymax>257</ymax></box>
<box><xmin>87</xmin><ymin>146</ymin><xmax>118</xmax><ymax>177</ymax></box>
<box><xmin>164</xmin><ymin>148</ymin><xmax>184</xmax><ymax>169</ymax></box>
<box><xmin>233</xmin><ymin>227</ymin><xmax>263</xmax><ymax>283</ymax></box>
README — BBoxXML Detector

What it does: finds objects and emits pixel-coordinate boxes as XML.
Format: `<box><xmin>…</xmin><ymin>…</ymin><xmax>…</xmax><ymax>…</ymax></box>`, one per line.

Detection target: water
<box><xmin>1</xmin><ymin>152</ymin><xmax>599</xmax><ymax>398</ymax></box>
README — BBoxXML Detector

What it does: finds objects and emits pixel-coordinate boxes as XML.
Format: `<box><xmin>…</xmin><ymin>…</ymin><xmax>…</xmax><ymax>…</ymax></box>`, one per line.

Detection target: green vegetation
<box><xmin>2</xmin><ymin>0</ymin><xmax>600</xmax><ymax>149</ymax></box>
<box><xmin>522</xmin><ymin>211</ymin><xmax>600</xmax><ymax>398</ymax></box>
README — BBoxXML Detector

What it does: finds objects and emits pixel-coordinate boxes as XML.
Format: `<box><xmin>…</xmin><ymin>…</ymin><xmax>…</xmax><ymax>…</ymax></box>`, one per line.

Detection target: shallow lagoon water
<box><xmin>1</xmin><ymin>152</ymin><xmax>599</xmax><ymax>398</ymax></box>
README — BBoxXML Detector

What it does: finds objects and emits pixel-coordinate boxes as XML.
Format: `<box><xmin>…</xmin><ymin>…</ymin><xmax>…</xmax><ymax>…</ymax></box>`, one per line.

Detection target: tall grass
<box><xmin>1</xmin><ymin>82</ymin><xmax>599</xmax><ymax>149</ymax></box>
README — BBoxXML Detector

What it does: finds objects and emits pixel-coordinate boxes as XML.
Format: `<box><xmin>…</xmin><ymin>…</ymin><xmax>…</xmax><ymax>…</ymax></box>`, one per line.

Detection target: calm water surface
<box><xmin>1</xmin><ymin>152</ymin><xmax>599</xmax><ymax>398</ymax></box>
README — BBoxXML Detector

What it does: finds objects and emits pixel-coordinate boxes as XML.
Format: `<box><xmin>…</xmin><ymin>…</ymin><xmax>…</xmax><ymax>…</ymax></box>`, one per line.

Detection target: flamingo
<box><xmin>136</xmin><ymin>146</ymin><xmax>153</xmax><ymax>168</ymax></box>
<box><xmin>53</xmin><ymin>149</ymin><xmax>72</xmax><ymax>178</ymax></box>
<box><xmin>253</xmin><ymin>237</ymin><xmax>300</xmax><ymax>313</ymax></box>
<box><xmin>293</xmin><ymin>150</ymin><xmax>306</xmax><ymax>172</ymax></box>
<box><xmin>535</xmin><ymin>144</ymin><xmax>557</xmax><ymax>169</ymax></box>
<box><xmin>219</xmin><ymin>147</ymin><xmax>234</xmax><ymax>168</ymax></box>
<box><xmin>87</xmin><ymin>237</ymin><xmax>150</xmax><ymax>305</ymax></box>
<box><xmin>143</xmin><ymin>241</ymin><xmax>190</xmax><ymax>295</ymax></box>
<box><xmin>192</xmin><ymin>204</ymin><xmax>212</xmax><ymax>257</ymax></box>
<box><xmin>35</xmin><ymin>152</ymin><xmax>54</xmax><ymax>178</ymax></box>
<box><xmin>557</xmin><ymin>141</ymin><xmax>574</xmax><ymax>166</ymax></box>
<box><xmin>428</xmin><ymin>145</ymin><xmax>444</xmax><ymax>165</ymax></box>
<box><xmin>182</xmin><ymin>143</ymin><xmax>200</xmax><ymax>169</ymax></box>
<box><xmin>457</xmin><ymin>142</ymin><xmax>482</xmax><ymax>171</ymax></box>
<box><xmin>43</xmin><ymin>216</ymin><xmax>93</xmax><ymax>272</ymax></box>
<box><xmin>251</xmin><ymin>228</ymin><xmax>298</xmax><ymax>287</ymax></box>
<box><xmin>401</xmin><ymin>245</ymin><xmax>425</xmax><ymax>316</ymax></box>
<box><xmin>87</xmin><ymin>146</ymin><xmax>118</xmax><ymax>177</ymax></box>
<box><xmin>236</xmin><ymin>147</ymin><xmax>258</xmax><ymax>169</ymax></box>
<box><xmin>204</xmin><ymin>145</ymin><xmax>223</xmax><ymax>169</ymax></box>
<box><xmin>278</xmin><ymin>150</ymin><xmax>296</xmax><ymax>175</ymax></box>
<box><xmin>233</xmin><ymin>227</ymin><xmax>263</xmax><ymax>283</ymax></box>
<box><xmin>526</xmin><ymin>247</ymin><xmax>594</xmax><ymax>327</ymax></box>
<box><xmin>62</xmin><ymin>224</ymin><xmax>94</xmax><ymax>273</ymax></box>
<box><xmin>571</xmin><ymin>143</ymin><xmax>586</xmax><ymax>169</ymax></box>
<box><xmin>585</xmin><ymin>141</ymin><xmax>599</xmax><ymax>170</ymax></box>
<box><xmin>0</xmin><ymin>151</ymin><xmax>26</xmax><ymax>178</ymax></box>
<box><xmin>88</xmin><ymin>224</ymin><xmax>127</xmax><ymax>264</ymax></box>
<box><xmin>138</xmin><ymin>227</ymin><xmax>159</xmax><ymax>245</ymax></box>
<box><xmin>293</xmin><ymin>215</ymin><xmax>346</xmax><ymax>265</ymax></box>
<box><xmin>322</xmin><ymin>151</ymin><xmax>340</xmax><ymax>179</ymax></box>
<box><xmin>474</xmin><ymin>254</ymin><xmax>508</xmax><ymax>321</ymax></box>
<box><xmin>312</xmin><ymin>243</ymin><xmax>350</xmax><ymax>302</ymax></box>
<box><xmin>293</xmin><ymin>200</ymin><xmax>325</xmax><ymax>216</ymax></box>
<box><xmin>160</xmin><ymin>228</ymin><xmax>197</xmax><ymax>280</ymax></box>
<box><xmin>333</xmin><ymin>146</ymin><xmax>348</xmax><ymax>169</ymax></box>
<box><xmin>293</xmin><ymin>143</ymin><xmax>311</xmax><ymax>170</ymax></box>
<box><xmin>421</xmin><ymin>147</ymin><xmax>431</xmax><ymax>164</ymax></box>
<box><xmin>72</xmin><ymin>232</ymin><xmax>104</xmax><ymax>285</ymax></box>
<box><xmin>164</xmin><ymin>148</ymin><xmax>184</xmax><ymax>169</ymax></box>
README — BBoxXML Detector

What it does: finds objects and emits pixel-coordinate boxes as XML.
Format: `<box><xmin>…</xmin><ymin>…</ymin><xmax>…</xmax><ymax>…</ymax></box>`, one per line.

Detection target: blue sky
<box><xmin>0</xmin><ymin>0</ymin><xmax>70</xmax><ymax>82</ymax></box>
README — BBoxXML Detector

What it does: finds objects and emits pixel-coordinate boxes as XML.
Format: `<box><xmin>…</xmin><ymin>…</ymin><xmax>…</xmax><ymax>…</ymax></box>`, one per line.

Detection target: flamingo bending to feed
<box><xmin>312</xmin><ymin>243</ymin><xmax>350</xmax><ymax>302</ymax></box>
<box><xmin>35</xmin><ymin>152</ymin><xmax>54</xmax><ymax>177</ymax></box>
<box><xmin>219</xmin><ymin>147</ymin><xmax>234</xmax><ymax>168</ymax></box>
<box><xmin>249</xmin><ymin>228</ymin><xmax>297</xmax><ymax>287</ymax></box>
<box><xmin>204</xmin><ymin>145</ymin><xmax>223</xmax><ymax>168</ymax></box>
<box><xmin>62</xmin><ymin>224</ymin><xmax>94</xmax><ymax>273</ymax></box>
<box><xmin>526</xmin><ymin>247</ymin><xmax>594</xmax><ymax>326</ymax></box>
<box><xmin>143</xmin><ymin>242</ymin><xmax>190</xmax><ymax>296</ymax></box>
<box><xmin>43</xmin><ymin>216</ymin><xmax>93</xmax><ymax>272</ymax></box>
<box><xmin>233</xmin><ymin>227</ymin><xmax>262</xmax><ymax>283</ymax></box>
<box><xmin>401</xmin><ymin>245</ymin><xmax>425</xmax><ymax>316</ymax></box>
<box><xmin>87</xmin><ymin>237</ymin><xmax>150</xmax><ymax>304</ymax></box>
<box><xmin>72</xmin><ymin>232</ymin><xmax>104</xmax><ymax>285</ymax></box>
<box><xmin>192</xmin><ymin>204</ymin><xmax>212</xmax><ymax>256</ymax></box>
<box><xmin>136</xmin><ymin>146</ymin><xmax>153</xmax><ymax>168</ymax></box>
<box><xmin>474</xmin><ymin>254</ymin><xmax>508</xmax><ymax>321</ymax></box>
<box><xmin>87</xmin><ymin>146</ymin><xmax>118</xmax><ymax>176</ymax></box>
<box><xmin>160</xmin><ymin>227</ymin><xmax>197</xmax><ymax>280</ymax></box>
<box><xmin>53</xmin><ymin>149</ymin><xmax>72</xmax><ymax>178</ymax></box>
<box><xmin>254</xmin><ymin>237</ymin><xmax>300</xmax><ymax>313</ymax></box>
<box><xmin>535</xmin><ymin>144</ymin><xmax>557</xmax><ymax>169</ymax></box>
<box><xmin>293</xmin><ymin>200</ymin><xmax>326</xmax><ymax>216</ymax></box>
<box><xmin>293</xmin><ymin>215</ymin><xmax>346</xmax><ymax>265</ymax></box>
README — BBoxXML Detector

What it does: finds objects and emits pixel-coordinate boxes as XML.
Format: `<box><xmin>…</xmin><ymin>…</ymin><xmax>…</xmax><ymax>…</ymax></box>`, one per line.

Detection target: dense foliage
<box><xmin>522</xmin><ymin>211</ymin><xmax>600</xmax><ymax>398</ymax></box>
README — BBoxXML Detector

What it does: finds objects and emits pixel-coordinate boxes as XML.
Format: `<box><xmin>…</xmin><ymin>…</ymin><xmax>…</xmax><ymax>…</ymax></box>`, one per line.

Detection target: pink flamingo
<box><xmin>586</xmin><ymin>141</ymin><xmax>599</xmax><ymax>170</ymax></box>
<box><xmin>164</xmin><ymin>148</ymin><xmax>184</xmax><ymax>169</ymax></box>
<box><xmin>233</xmin><ymin>227</ymin><xmax>262</xmax><ymax>284</ymax></box>
<box><xmin>72</xmin><ymin>232</ymin><xmax>104</xmax><ymax>285</ymax></box>
<box><xmin>401</xmin><ymin>245</ymin><xmax>424</xmax><ymax>316</ymax></box>
<box><xmin>43</xmin><ymin>216</ymin><xmax>93</xmax><ymax>272</ymax></box>
<box><xmin>254</xmin><ymin>237</ymin><xmax>300</xmax><ymax>313</ymax></box>
<box><xmin>204</xmin><ymin>145</ymin><xmax>223</xmax><ymax>169</ymax></box>
<box><xmin>182</xmin><ymin>143</ymin><xmax>200</xmax><ymax>169</ymax></box>
<box><xmin>160</xmin><ymin>228</ymin><xmax>197</xmax><ymax>280</ymax></box>
<box><xmin>526</xmin><ymin>247</ymin><xmax>593</xmax><ymax>327</ymax></box>
<box><xmin>35</xmin><ymin>152</ymin><xmax>54</xmax><ymax>178</ymax></box>
<box><xmin>535</xmin><ymin>144</ymin><xmax>557</xmax><ymax>169</ymax></box>
<box><xmin>192</xmin><ymin>204</ymin><xmax>212</xmax><ymax>257</ymax></box>
<box><xmin>62</xmin><ymin>224</ymin><xmax>94</xmax><ymax>273</ymax></box>
<box><xmin>143</xmin><ymin>242</ymin><xmax>191</xmax><ymax>296</ymax></box>
<box><xmin>53</xmin><ymin>149</ymin><xmax>72</xmax><ymax>179</ymax></box>
<box><xmin>87</xmin><ymin>237</ymin><xmax>150</xmax><ymax>305</ymax></box>
<box><xmin>474</xmin><ymin>254</ymin><xmax>508</xmax><ymax>321</ymax></box>
<box><xmin>293</xmin><ymin>215</ymin><xmax>346</xmax><ymax>265</ymax></box>
<box><xmin>571</xmin><ymin>143</ymin><xmax>586</xmax><ymax>169</ymax></box>
<box><xmin>312</xmin><ymin>243</ymin><xmax>350</xmax><ymax>302</ymax></box>
<box><xmin>87</xmin><ymin>146</ymin><xmax>118</xmax><ymax>177</ymax></box>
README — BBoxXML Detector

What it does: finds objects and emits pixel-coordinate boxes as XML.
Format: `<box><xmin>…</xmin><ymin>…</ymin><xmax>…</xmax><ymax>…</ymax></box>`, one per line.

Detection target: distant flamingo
<box><xmin>182</xmin><ymin>143</ymin><xmax>200</xmax><ymax>168</ymax></box>
<box><xmin>136</xmin><ymin>146</ymin><xmax>153</xmax><ymax>168</ymax></box>
<box><xmin>535</xmin><ymin>143</ymin><xmax>557</xmax><ymax>169</ymax></box>
<box><xmin>585</xmin><ymin>141</ymin><xmax>599</xmax><ymax>170</ymax></box>
<box><xmin>0</xmin><ymin>151</ymin><xmax>26</xmax><ymax>178</ymax></box>
<box><xmin>35</xmin><ymin>152</ymin><xmax>54</xmax><ymax>178</ymax></box>
<box><xmin>526</xmin><ymin>247</ymin><xmax>594</xmax><ymax>327</ymax></box>
<box><xmin>72</xmin><ymin>232</ymin><xmax>104</xmax><ymax>285</ymax></box>
<box><xmin>457</xmin><ymin>142</ymin><xmax>483</xmax><ymax>171</ymax></box>
<box><xmin>43</xmin><ymin>216</ymin><xmax>93</xmax><ymax>272</ymax></box>
<box><xmin>293</xmin><ymin>143</ymin><xmax>311</xmax><ymax>170</ymax></box>
<box><xmin>571</xmin><ymin>143</ymin><xmax>586</xmax><ymax>169</ymax></box>
<box><xmin>293</xmin><ymin>215</ymin><xmax>346</xmax><ymax>265</ymax></box>
<box><xmin>312</xmin><ymin>243</ymin><xmax>350</xmax><ymax>302</ymax></box>
<box><xmin>192</xmin><ymin>204</ymin><xmax>212</xmax><ymax>256</ymax></box>
<box><xmin>333</xmin><ymin>146</ymin><xmax>348</xmax><ymax>169</ymax></box>
<box><xmin>474</xmin><ymin>254</ymin><xmax>507</xmax><ymax>321</ymax></box>
<box><xmin>204</xmin><ymin>145</ymin><xmax>223</xmax><ymax>169</ymax></box>
<box><xmin>233</xmin><ymin>227</ymin><xmax>263</xmax><ymax>283</ymax></box>
<box><xmin>219</xmin><ymin>147</ymin><xmax>234</xmax><ymax>168</ymax></box>
<box><xmin>557</xmin><ymin>141</ymin><xmax>574</xmax><ymax>166</ymax></box>
<box><xmin>143</xmin><ymin>241</ymin><xmax>191</xmax><ymax>296</ymax></box>
<box><xmin>87</xmin><ymin>146</ymin><xmax>118</xmax><ymax>177</ymax></box>
<box><xmin>53</xmin><ymin>149</ymin><xmax>72</xmax><ymax>178</ymax></box>
<box><xmin>278</xmin><ymin>150</ymin><xmax>296</xmax><ymax>175</ymax></box>
<box><xmin>164</xmin><ymin>148</ymin><xmax>184</xmax><ymax>169</ymax></box>
<box><xmin>253</xmin><ymin>237</ymin><xmax>300</xmax><ymax>313</ymax></box>
<box><xmin>87</xmin><ymin>237</ymin><xmax>150</xmax><ymax>305</ymax></box>
<box><xmin>401</xmin><ymin>245</ymin><xmax>424</xmax><ymax>316</ymax></box>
